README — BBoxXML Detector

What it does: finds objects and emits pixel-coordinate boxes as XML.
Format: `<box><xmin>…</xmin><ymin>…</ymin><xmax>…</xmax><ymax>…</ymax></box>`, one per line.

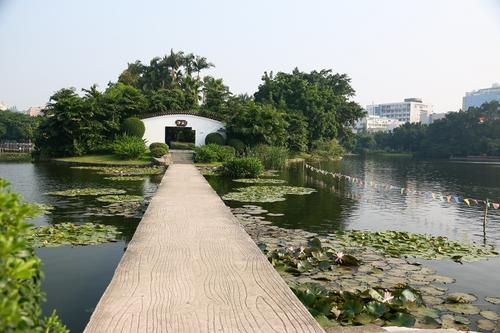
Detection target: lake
<box><xmin>1</xmin><ymin>156</ymin><xmax>499</xmax><ymax>332</ymax></box>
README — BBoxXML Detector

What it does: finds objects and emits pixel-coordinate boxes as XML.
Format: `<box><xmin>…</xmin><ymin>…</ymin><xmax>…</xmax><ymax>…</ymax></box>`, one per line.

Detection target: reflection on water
<box><xmin>0</xmin><ymin>162</ymin><xmax>163</xmax><ymax>333</ymax></box>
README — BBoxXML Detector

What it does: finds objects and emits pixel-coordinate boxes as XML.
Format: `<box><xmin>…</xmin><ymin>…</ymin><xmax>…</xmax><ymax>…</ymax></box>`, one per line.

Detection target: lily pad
<box><xmin>477</xmin><ymin>319</ymin><xmax>496</xmax><ymax>331</ymax></box>
<box><xmin>485</xmin><ymin>297</ymin><xmax>500</xmax><ymax>305</ymax></box>
<box><xmin>233</xmin><ymin>178</ymin><xmax>286</xmax><ymax>184</ymax></box>
<box><xmin>28</xmin><ymin>223</ymin><xmax>121</xmax><ymax>247</ymax></box>
<box><xmin>480</xmin><ymin>311</ymin><xmax>499</xmax><ymax>321</ymax></box>
<box><xmin>104</xmin><ymin>176</ymin><xmax>146</xmax><ymax>181</ymax></box>
<box><xmin>72</xmin><ymin>166</ymin><xmax>164</xmax><ymax>176</ymax></box>
<box><xmin>446</xmin><ymin>292</ymin><xmax>477</xmax><ymax>304</ymax></box>
<box><xmin>441</xmin><ymin>314</ymin><xmax>469</xmax><ymax>330</ymax></box>
<box><xmin>96</xmin><ymin>195</ymin><xmax>144</xmax><ymax>203</ymax></box>
<box><xmin>444</xmin><ymin>303</ymin><xmax>480</xmax><ymax>315</ymax></box>
<box><xmin>32</xmin><ymin>203</ymin><xmax>54</xmax><ymax>215</ymax></box>
<box><xmin>46</xmin><ymin>188</ymin><xmax>126</xmax><ymax>197</ymax></box>
<box><xmin>222</xmin><ymin>185</ymin><xmax>316</xmax><ymax>203</ymax></box>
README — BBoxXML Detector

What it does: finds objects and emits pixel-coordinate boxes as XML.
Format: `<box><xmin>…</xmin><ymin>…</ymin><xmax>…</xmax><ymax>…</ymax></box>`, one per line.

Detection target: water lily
<box><xmin>382</xmin><ymin>291</ymin><xmax>394</xmax><ymax>303</ymax></box>
<box><xmin>335</xmin><ymin>251</ymin><xmax>344</xmax><ymax>263</ymax></box>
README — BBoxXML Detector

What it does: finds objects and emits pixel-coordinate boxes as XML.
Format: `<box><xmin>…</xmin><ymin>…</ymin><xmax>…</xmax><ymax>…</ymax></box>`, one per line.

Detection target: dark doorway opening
<box><xmin>165</xmin><ymin>127</ymin><xmax>196</xmax><ymax>147</ymax></box>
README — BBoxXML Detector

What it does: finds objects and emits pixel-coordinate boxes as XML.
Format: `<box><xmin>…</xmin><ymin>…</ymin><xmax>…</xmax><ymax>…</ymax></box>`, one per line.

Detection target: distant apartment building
<box><xmin>462</xmin><ymin>83</ymin><xmax>500</xmax><ymax>111</ymax></box>
<box><xmin>366</xmin><ymin>98</ymin><xmax>433</xmax><ymax>124</ymax></box>
<box><xmin>429</xmin><ymin>112</ymin><xmax>449</xmax><ymax>124</ymax></box>
<box><xmin>26</xmin><ymin>106</ymin><xmax>44</xmax><ymax>117</ymax></box>
<box><xmin>354</xmin><ymin>115</ymin><xmax>403</xmax><ymax>133</ymax></box>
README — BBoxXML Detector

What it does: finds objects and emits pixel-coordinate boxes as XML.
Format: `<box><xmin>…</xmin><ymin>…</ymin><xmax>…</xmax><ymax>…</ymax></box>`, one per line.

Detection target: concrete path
<box><xmin>84</xmin><ymin>164</ymin><xmax>324</xmax><ymax>333</ymax></box>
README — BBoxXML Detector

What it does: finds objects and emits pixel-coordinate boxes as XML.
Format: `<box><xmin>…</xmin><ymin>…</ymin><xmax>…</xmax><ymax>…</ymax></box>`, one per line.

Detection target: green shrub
<box><xmin>113</xmin><ymin>135</ymin><xmax>146</xmax><ymax>160</ymax></box>
<box><xmin>90</xmin><ymin>141</ymin><xmax>114</xmax><ymax>154</ymax></box>
<box><xmin>121</xmin><ymin>117</ymin><xmax>145</xmax><ymax>138</ymax></box>
<box><xmin>0</xmin><ymin>179</ymin><xmax>68</xmax><ymax>332</ymax></box>
<box><xmin>194</xmin><ymin>144</ymin><xmax>235</xmax><ymax>163</ymax></box>
<box><xmin>227</xmin><ymin>138</ymin><xmax>246</xmax><ymax>154</ymax></box>
<box><xmin>169</xmin><ymin>141</ymin><xmax>195</xmax><ymax>150</ymax></box>
<box><xmin>149</xmin><ymin>142</ymin><xmax>169</xmax><ymax>157</ymax></box>
<box><xmin>311</xmin><ymin>139</ymin><xmax>345</xmax><ymax>160</ymax></box>
<box><xmin>221</xmin><ymin>157</ymin><xmax>263</xmax><ymax>178</ymax></box>
<box><xmin>205</xmin><ymin>132</ymin><xmax>225</xmax><ymax>145</ymax></box>
<box><xmin>248</xmin><ymin>144</ymin><xmax>288</xmax><ymax>170</ymax></box>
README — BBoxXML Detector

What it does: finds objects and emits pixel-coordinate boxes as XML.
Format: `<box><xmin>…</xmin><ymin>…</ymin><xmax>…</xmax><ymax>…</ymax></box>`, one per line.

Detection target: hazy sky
<box><xmin>1</xmin><ymin>0</ymin><xmax>499</xmax><ymax>112</ymax></box>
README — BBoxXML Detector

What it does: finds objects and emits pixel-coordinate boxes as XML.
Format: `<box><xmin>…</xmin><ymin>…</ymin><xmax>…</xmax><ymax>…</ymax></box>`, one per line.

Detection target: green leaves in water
<box><xmin>71</xmin><ymin>166</ymin><xmax>164</xmax><ymax>176</ymax></box>
<box><xmin>31</xmin><ymin>203</ymin><xmax>54</xmax><ymax>215</ymax></box>
<box><xmin>104</xmin><ymin>176</ymin><xmax>146</xmax><ymax>181</ymax></box>
<box><xmin>222</xmin><ymin>185</ymin><xmax>316</xmax><ymax>202</ymax></box>
<box><xmin>233</xmin><ymin>178</ymin><xmax>286</xmax><ymax>184</ymax></box>
<box><xmin>46</xmin><ymin>188</ymin><xmax>126</xmax><ymax>197</ymax></box>
<box><xmin>333</xmin><ymin>230</ymin><xmax>498</xmax><ymax>262</ymax></box>
<box><xmin>292</xmin><ymin>283</ymin><xmax>423</xmax><ymax>327</ymax></box>
<box><xmin>96</xmin><ymin>195</ymin><xmax>144</xmax><ymax>203</ymax></box>
<box><xmin>28</xmin><ymin>223</ymin><xmax>121</xmax><ymax>247</ymax></box>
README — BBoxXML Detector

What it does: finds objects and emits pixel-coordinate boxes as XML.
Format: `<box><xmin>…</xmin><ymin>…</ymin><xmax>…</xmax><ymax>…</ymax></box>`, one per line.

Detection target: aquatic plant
<box><xmin>46</xmin><ymin>187</ymin><xmax>126</xmax><ymax>197</ymax></box>
<box><xmin>222</xmin><ymin>185</ymin><xmax>316</xmax><ymax>202</ymax></box>
<box><xmin>71</xmin><ymin>165</ymin><xmax>164</xmax><ymax>176</ymax></box>
<box><xmin>28</xmin><ymin>223</ymin><xmax>121</xmax><ymax>247</ymax></box>
<box><xmin>31</xmin><ymin>203</ymin><xmax>55</xmax><ymax>214</ymax></box>
<box><xmin>233</xmin><ymin>178</ymin><xmax>286</xmax><ymax>184</ymax></box>
<box><xmin>84</xmin><ymin>201</ymin><xmax>143</xmax><ymax>218</ymax></box>
<box><xmin>104</xmin><ymin>176</ymin><xmax>146</xmax><ymax>181</ymax></box>
<box><xmin>96</xmin><ymin>195</ymin><xmax>144</xmax><ymax>203</ymax></box>
<box><xmin>332</xmin><ymin>230</ymin><xmax>498</xmax><ymax>262</ymax></box>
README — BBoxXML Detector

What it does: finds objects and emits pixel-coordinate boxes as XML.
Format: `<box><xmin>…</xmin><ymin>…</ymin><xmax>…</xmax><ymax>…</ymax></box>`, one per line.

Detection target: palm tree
<box><xmin>183</xmin><ymin>53</ymin><xmax>195</xmax><ymax>77</ymax></box>
<box><xmin>192</xmin><ymin>56</ymin><xmax>214</xmax><ymax>79</ymax></box>
<box><xmin>165</xmin><ymin>49</ymin><xmax>185</xmax><ymax>83</ymax></box>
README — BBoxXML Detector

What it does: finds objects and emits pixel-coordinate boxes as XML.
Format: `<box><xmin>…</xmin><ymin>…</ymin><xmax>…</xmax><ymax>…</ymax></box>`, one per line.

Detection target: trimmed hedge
<box><xmin>169</xmin><ymin>141</ymin><xmax>195</xmax><ymax>150</ymax></box>
<box><xmin>227</xmin><ymin>138</ymin><xmax>245</xmax><ymax>154</ymax></box>
<box><xmin>113</xmin><ymin>135</ymin><xmax>146</xmax><ymax>160</ymax></box>
<box><xmin>220</xmin><ymin>157</ymin><xmax>263</xmax><ymax>178</ymax></box>
<box><xmin>149</xmin><ymin>142</ymin><xmax>169</xmax><ymax>158</ymax></box>
<box><xmin>205</xmin><ymin>132</ymin><xmax>225</xmax><ymax>145</ymax></box>
<box><xmin>121</xmin><ymin>117</ymin><xmax>145</xmax><ymax>138</ymax></box>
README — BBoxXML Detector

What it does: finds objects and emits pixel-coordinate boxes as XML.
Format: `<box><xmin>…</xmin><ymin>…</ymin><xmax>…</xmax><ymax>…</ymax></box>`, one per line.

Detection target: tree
<box><xmin>192</xmin><ymin>55</ymin><xmax>214</xmax><ymax>79</ymax></box>
<box><xmin>254</xmin><ymin>68</ymin><xmax>364</xmax><ymax>148</ymax></box>
<box><xmin>0</xmin><ymin>110</ymin><xmax>40</xmax><ymax>142</ymax></box>
<box><xmin>202</xmin><ymin>76</ymin><xmax>231</xmax><ymax>113</ymax></box>
<box><xmin>104</xmin><ymin>83</ymin><xmax>148</xmax><ymax>118</ymax></box>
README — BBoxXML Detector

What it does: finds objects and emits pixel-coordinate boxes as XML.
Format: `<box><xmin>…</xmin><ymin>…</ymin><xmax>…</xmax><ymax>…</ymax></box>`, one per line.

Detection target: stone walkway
<box><xmin>84</xmin><ymin>163</ymin><xmax>324</xmax><ymax>333</ymax></box>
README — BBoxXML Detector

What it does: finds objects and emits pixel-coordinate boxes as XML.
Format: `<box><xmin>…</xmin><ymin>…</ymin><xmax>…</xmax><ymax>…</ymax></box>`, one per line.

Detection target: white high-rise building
<box><xmin>354</xmin><ymin>115</ymin><xmax>403</xmax><ymax>133</ymax></box>
<box><xmin>366</xmin><ymin>98</ymin><xmax>433</xmax><ymax>124</ymax></box>
<box><xmin>463</xmin><ymin>84</ymin><xmax>500</xmax><ymax>111</ymax></box>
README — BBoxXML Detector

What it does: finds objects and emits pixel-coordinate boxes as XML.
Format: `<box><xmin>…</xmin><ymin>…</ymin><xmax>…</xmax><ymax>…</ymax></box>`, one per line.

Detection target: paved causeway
<box><xmin>84</xmin><ymin>163</ymin><xmax>324</xmax><ymax>333</ymax></box>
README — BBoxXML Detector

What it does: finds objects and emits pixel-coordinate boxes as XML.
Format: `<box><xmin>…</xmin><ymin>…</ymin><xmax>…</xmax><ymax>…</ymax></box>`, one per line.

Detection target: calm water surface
<box><xmin>1</xmin><ymin>156</ymin><xmax>499</xmax><ymax>332</ymax></box>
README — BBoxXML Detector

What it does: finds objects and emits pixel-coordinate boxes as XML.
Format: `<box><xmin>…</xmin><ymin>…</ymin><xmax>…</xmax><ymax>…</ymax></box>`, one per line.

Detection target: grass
<box><xmin>53</xmin><ymin>154</ymin><xmax>153</xmax><ymax>166</ymax></box>
<box><xmin>0</xmin><ymin>152</ymin><xmax>32</xmax><ymax>162</ymax></box>
<box><xmin>194</xmin><ymin>162</ymin><xmax>223</xmax><ymax>167</ymax></box>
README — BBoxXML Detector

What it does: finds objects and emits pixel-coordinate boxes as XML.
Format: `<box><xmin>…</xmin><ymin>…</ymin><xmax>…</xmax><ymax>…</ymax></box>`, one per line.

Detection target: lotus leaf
<box><xmin>444</xmin><ymin>303</ymin><xmax>480</xmax><ymax>315</ymax></box>
<box><xmin>480</xmin><ymin>311</ymin><xmax>499</xmax><ymax>321</ymax></box>
<box><xmin>32</xmin><ymin>203</ymin><xmax>54</xmax><ymax>215</ymax></box>
<box><xmin>47</xmin><ymin>188</ymin><xmax>126</xmax><ymax>197</ymax></box>
<box><xmin>476</xmin><ymin>319</ymin><xmax>496</xmax><ymax>331</ymax></box>
<box><xmin>386</xmin><ymin>312</ymin><xmax>416</xmax><ymax>327</ymax></box>
<box><xmin>104</xmin><ymin>176</ymin><xmax>146</xmax><ymax>181</ymax></box>
<box><xmin>446</xmin><ymin>292</ymin><xmax>477</xmax><ymax>304</ymax></box>
<box><xmin>233</xmin><ymin>178</ymin><xmax>286</xmax><ymax>184</ymax></box>
<box><xmin>441</xmin><ymin>314</ymin><xmax>469</xmax><ymax>330</ymax></box>
<box><xmin>72</xmin><ymin>166</ymin><xmax>164</xmax><ymax>176</ymax></box>
<box><xmin>485</xmin><ymin>296</ymin><xmax>500</xmax><ymax>305</ymax></box>
<box><xmin>222</xmin><ymin>185</ymin><xmax>316</xmax><ymax>202</ymax></box>
<box><xmin>28</xmin><ymin>223</ymin><xmax>121</xmax><ymax>247</ymax></box>
<box><xmin>96</xmin><ymin>195</ymin><xmax>144</xmax><ymax>203</ymax></box>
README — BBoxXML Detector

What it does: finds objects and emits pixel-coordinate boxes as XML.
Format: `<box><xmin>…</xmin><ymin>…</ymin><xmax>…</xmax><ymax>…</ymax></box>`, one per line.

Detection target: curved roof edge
<box><xmin>140</xmin><ymin>111</ymin><xmax>224</xmax><ymax>122</ymax></box>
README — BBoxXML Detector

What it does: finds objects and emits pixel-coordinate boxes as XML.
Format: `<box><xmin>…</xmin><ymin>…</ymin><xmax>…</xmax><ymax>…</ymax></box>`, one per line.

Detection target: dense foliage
<box><xmin>248</xmin><ymin>144</ymin><xmax>288</xmax><ymax>169</ymax></box>
<box><xmin>35</xmin><ymin>50</ymin><xmax>364</xmax><ymax>158</ymax></box>
<box><xmin>204</xmin><ymin>132</ymin><xmax>225</xmax><ymax>145</ymax></box>
<box><xmin>112</xmin><ymin>135</ymin><xmax>146</xmax><ymax>160</ymax></box>
<box><xmin>194</xmin><ymin>144</ymin><xmax>235</xmax><ymax>163</ymax></box>
<box><xmin>227</xmin><ymin>138</ymin><xmax>246</xmax><ymax>154</ymax></box>
<box><xmin>0</xmin><ymin>180</ymin><xmax>67</xmax><ymax>332</ymax></box>
<box><xmin>0</xmin><ymin>110</ymin><xmax>40</xmax><ymax>142</ymax></box>
<box><xmin>220</xmin><ymin>157</ymin><xmax>264</xmax><ymax>178</ymax></box>
<box><xmin>121</xmin><ymin>117</ymin><xmax>145</xmax><ymax>138</ymax></box>
<box><xmin>351</xmin><ymin>102</ymin><xmax>500</xmax><ymax>158</ymax></box>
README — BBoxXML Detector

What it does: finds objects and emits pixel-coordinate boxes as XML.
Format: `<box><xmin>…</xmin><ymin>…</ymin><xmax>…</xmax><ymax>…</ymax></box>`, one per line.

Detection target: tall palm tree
<box><xmin>183</xmin><ymin>53</ymin><xmax>195</xmax><ymax>77</ymax></box>
<box><xmin>192</xmin><ymin>56</ymin><xmax>214</xmax><ymax>79</ymax></box>
<box><xmin>165</xmin><ymin>49</ymin><xmax>185</xmax><ymax>83</ymax></box>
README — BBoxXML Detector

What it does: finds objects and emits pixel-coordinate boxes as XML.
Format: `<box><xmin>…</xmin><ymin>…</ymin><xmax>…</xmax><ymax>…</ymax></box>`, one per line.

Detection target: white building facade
<box><xmin>354</xmin><ymin>115</ymin><xmax>403</xmax><ymax>133</ymax></box>
<box><xmin>463</xmin><ymin>84</ymin><xmax>500</xmax><ymax>111</ymax></box>
<box><xmin>366</xmin><ymin>98</ymin><xmax>433</xmax><ymax>124</ymax></box>
<box><xmin>141</xmin><ymin>112</ymin><xmax>226</xmax><ymax>147</ymax></box>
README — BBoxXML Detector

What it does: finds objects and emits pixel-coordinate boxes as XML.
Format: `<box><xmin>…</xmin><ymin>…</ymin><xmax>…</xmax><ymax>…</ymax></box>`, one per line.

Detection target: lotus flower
<box><xmin>335</xmin><ymin>251</ymin><xmax>344</xmax><ymax>264</ymax></box>
<box><xmin>382</xmin><ymin>291</ymin><xmax>394</xmax><ymax>303</ymax></box>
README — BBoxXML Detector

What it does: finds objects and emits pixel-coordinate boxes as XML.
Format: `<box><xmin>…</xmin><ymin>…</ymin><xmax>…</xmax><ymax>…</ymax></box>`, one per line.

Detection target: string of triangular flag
<box><xmin>305</xmin><ymin>163</ymin><xmax>500</xmax><ymax>209</ymax></box>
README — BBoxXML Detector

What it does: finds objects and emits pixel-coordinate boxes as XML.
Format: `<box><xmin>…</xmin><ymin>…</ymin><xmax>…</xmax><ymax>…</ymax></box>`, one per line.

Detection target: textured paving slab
<box><xmin>84</xmin><ymin>164</ymin><xmax>324</xmax><ymax>333</ymax></box>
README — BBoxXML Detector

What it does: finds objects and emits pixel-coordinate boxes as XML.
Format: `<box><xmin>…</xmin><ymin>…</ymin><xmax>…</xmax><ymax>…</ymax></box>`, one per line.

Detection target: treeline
<box><xmin>35</xmin><ymin>49</ymin><xmax>364</xmax><ymax>157</ymax></box>
<box><xmin>0</xmin><ymin>110</ymin><xmax>40</xmax><ymax>142</ymax></box>
<box><xmin>350</xmin><ymin>101</ymin><xmax>500</xmax><ymax>157</ymax></box>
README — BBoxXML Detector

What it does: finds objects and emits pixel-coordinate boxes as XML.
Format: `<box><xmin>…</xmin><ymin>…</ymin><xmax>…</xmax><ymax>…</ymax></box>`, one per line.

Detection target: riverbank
<box><xmin>52</xmin><ymin>154</ymin><xmax>153</xmax><ymax>167</ymax></box>
<box><xmin>0</xmin><ymin>152</ymin><xmax>31</xmax><ymax>162</ymax></box>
